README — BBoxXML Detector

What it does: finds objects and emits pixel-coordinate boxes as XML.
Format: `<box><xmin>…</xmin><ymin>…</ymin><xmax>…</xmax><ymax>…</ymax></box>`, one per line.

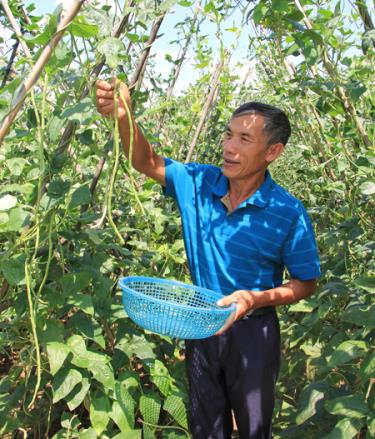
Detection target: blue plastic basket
<box><xmin>119</xmin><ymin>276</ymin><xmax>236</xmax><ymax>339</ymax></box>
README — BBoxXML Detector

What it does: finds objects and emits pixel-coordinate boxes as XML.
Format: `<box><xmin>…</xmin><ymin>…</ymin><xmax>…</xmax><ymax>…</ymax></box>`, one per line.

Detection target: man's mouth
<box><xmin>223</xmin><ymin>158</ymin><xmax>239</xmax><ymax>165</ymax></box>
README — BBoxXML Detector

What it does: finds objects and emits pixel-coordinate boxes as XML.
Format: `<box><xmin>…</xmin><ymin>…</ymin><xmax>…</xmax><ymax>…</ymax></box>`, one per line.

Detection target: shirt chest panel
<box><xmin>203</xmin><ymin>197</ymin><xmax>287</xmax><ymax>262</ymax></box>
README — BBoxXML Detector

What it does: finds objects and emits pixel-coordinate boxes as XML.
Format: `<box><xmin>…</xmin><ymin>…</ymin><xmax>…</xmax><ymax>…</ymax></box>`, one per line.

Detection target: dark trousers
<box><xmin>185</xmin><ymin>313</ymin><xmax>280</xmax><ymax>439</ymax></box>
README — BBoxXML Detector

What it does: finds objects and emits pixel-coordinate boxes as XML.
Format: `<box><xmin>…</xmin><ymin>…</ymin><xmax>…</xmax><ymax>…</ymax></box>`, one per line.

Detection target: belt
<box><xmin>242</xmin><ymin>306</ymin><xmax>275</xmax><ymax>319</ymax></box>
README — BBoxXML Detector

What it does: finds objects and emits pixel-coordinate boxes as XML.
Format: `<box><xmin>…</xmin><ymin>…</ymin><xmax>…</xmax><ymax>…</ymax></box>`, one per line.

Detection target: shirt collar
<box><xmin>213</xmin><ymin>169</ymin><xmax>273</xmax><ymax>209</ymax></box>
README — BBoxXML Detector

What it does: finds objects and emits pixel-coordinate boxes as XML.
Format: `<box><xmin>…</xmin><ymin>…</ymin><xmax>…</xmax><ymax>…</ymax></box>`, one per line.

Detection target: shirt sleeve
<box><xmin>163</xmin><ymin>157</ymin><xmax>199</xmax><ymax>209</ymax></box>
<box><xmin>281</xmin><ymin>203</ymin><xmax>321</xmax><ymax>280</ymax></box>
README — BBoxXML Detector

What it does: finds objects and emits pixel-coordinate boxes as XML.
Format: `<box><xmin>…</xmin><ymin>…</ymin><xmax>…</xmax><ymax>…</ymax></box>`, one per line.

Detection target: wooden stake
<box><xmin>0</xmin><ymin>0</ymin><xmax>85</xmax><ymax>146</ymax></box>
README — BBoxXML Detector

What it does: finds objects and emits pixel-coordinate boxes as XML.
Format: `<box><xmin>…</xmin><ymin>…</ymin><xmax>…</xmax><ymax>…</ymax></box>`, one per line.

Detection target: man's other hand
<box><xmin>215</xmin><ymin>289</ymin><xmax>257</xmax><ymax>335</ymax></box>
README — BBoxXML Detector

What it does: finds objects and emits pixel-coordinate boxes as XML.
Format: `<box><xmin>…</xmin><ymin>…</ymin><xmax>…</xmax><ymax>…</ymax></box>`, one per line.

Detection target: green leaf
<box><xmin>150</xmin><ymin>360</ymin><xmax>173</xmax><ymax>396</ymax></box>
<box><xmin>360</xmin><ymin>353</ymin><xmax>375</xmax><ymax>382</ymax></box>
<box><xmin>1</xmin><ymin>255</ymin><xmax>25</xmax><ymax>285</ymax></box>
<box><xmin>66</xmin><ymin>376</ymin><xmax>90</xmax><ymax>411</ymax></box>
<box><xmin>92</xmin><ymin>362</ymin><xmax>115</xmax><ymax>390</ymax></box>
<box><xmin>70</xmin><ymin>16</ymin><xmax>98</xmax><ymax>38</ymax></box>
<box><xmin>328</xmin><ymin>340</ymin><xmax>367</xmax><ymax>367</ymax></box>
<box><xmin>39</xmin><ymin>319</ymin><xmax>64</xmax><ymax>344</ymax></box>
<box><xmin>0</xmin><ymin>212</ymin><xmax>9</xmax><ymax>231</ymax></box>
<box><xmin>325</xmin><ymin>395</ymin><xmax>368</xmax><ymax>418</ymax></box>
<box><xmin>289</xmin><ymin>298</ymin><xmax>318</xmax><ymax>312</ymax></box>
<box><xmin>296</xmin><ymin>387</ymin><xmax>325</xmax><ymax>424</ymax></box>
<box><xmin>303</xmin><ymin>29</ymin><xmax>323</xmax><ymax>45</ymax></box>
<box><xmin>360</xmin><ymin>181</ymin><xmax>375</xmax><ymax>196</ymax></box>
<box><xmin>97</xmin><ymin>37</ymin><xmax>125</xmax><ymax>70</ymax></box>
<box><xmin>67</xmin><ymin>334</ymin><xmax>107</xmax><ymax>369</ymax></box>
<box><xmin>78</xmin><ymin>428</ymin><xmax>97</xmax><ymax>439</ymax></box>
<box><xmin>111</xmin><ymin>431</ymin><xmax>142</xmax><ymax>439</ymax></box>
<box><xmin>163</xmin><ymin>395</ymin><xmax>188</xmax><ymax>429</ymax></box>
<box><xmin>60</xmin><ymin>271</ymin><xmax>92</xmax><ymax>295</ymax></box>
<box><xmin>110</xmin><ymin>400</ymin><xmax>135</xmax><ymax>432</ymax></box>
<box><xmin>116</xmin><ymin>334</ymin><xmax>156</xmax><ymax>360</ymax></box>
<box><xmin>353</xmin><ymin>276</ymin><xmax>375</xmax><ymax>293</ymax></box>
<box><xmin>61</xmin><ymin>97</ymin><xmax>94</xmax><ymax>124</ymax></box>
<box><xmin>322</xmin><ymin>418</ymin><xmax>361</xmax><ymax>439</ymax></box>
<box><xmin>24</xmin><ymin>11</ymin><xmax>58</xmax><ymax>45</ymax></box>
<box><xmin>66</xmin><ymin>312</ymin><xmax>106</xmax><ymax>348</ymax></box>
<box><xmin>6</xmin><ymin>158</ymin><xmax>28</xmax><ymax>176</ymax></box>
<box><xmin>67</xmin><ymin>293</ymin><xmax>94</xmax><ymax>316</ymax></box>
<box><xmin>251</xmin><ymin>3</ymin><xmax>268</xmax><ymax>24</ymax></box>
<box><xmin>178</xmin><ymin>0</ymin><xmax>193</xmax><ymax>5</ymax></box>
<box><xmin>0</xmin><ymin>184</ymin><xmax>31</xmax><ymax>197</ymax></box>
<box><xmin>46</xmin><ymin>342</ymin><xmax>70</xmax><ymax>375</ymax></box>
<box><xmin>70</xmin><ymin>184</ymin><xmax>91</xmax><ymax>208</ymax></box>
<box><xmin>271</xmin><ymin>0</ymin><xmax>289</xmax><ymax>12</ymax></box>
<box><xmin>0</xmin><ymin>194</ymin><xmax>17</xmax><ymax>211</ymax></box>
<box><xmin>52</xmin><ymin>368</ymin><xmax>82</xmax><ymax>403</ymax></box>
<box><xmin>126</xmin><ymin>33</ymin><xmax>140</xmax><ymax>43</ymax></box>
<box><xmin>140</xmin><ymin>392</ymin><xmax>161</xmax><ymax>425</ymax></box>
<box><xmin>48</xmin><ymin>116</ymin><xmax>64</xmax><ymax>142</ymax></box>
<box><xmin>90</xmin><ymin>394</ymin><xmax>111</xmax><ymax>435</ymax></box>
<box><xmin>6</xmin><ymin>207</ymin><xmax>30</xmax><ymax>231</ymax></box>
<box><xmin>342</xmin><ymin>305</ymin><xmax>375</xmax><ymax>328</ymax></box>
<box><xmin>114</xmin><ymin>381</ymin><xmax>136</xmax><ymax>429</ymax></box>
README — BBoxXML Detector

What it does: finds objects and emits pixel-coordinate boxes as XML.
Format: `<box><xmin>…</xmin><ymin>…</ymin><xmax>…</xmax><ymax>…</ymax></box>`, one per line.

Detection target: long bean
<box><xmin>106</xmin><ymin>84</ymin><xmax>125</xmax><ymax>245</ymax></box>
<box><xmin>118</xmin><ymin>87</ymin><xmax>145</xmax><ymax>216</ymax></box>
<box><xmin>24</xmin><ymin>255</ymin><xmax>41</xmax><ymax>410</ymax></box>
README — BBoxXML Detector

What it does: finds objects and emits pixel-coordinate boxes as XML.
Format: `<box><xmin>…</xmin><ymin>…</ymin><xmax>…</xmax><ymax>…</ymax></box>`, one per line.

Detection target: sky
<box><xmin>19</xmin><ymin>0</ymin><xmax>254</xmax><ymax>93</ymax></box>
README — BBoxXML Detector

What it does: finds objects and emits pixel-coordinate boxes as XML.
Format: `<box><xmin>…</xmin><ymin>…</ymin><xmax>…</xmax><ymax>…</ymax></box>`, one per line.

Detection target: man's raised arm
<box><xmin>96</xmin><ymin>79</ymin><xmax>166</xmax><ymax>186</ymax></box>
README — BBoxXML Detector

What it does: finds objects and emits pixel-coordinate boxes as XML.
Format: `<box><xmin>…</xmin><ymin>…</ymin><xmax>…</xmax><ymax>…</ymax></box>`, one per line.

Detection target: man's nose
<box><xmin>223</xmin><ymin>137</ymin><xmax>237</xmax><ymax>154</ymax></box>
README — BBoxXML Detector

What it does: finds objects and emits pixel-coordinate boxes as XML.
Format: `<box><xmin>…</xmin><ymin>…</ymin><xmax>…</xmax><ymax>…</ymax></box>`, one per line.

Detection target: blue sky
<box><xmin>23</xmin><ymin>0</ymin><xmax>253</xmax><ymax>93</ymax></box>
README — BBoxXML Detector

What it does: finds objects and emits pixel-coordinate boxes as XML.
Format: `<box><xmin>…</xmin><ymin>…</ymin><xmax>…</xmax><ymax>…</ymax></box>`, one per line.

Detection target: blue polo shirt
<box><xmin>164</xmin><ymin>158</ymin><xmax>320</xmax><ymax>295</ymax></box>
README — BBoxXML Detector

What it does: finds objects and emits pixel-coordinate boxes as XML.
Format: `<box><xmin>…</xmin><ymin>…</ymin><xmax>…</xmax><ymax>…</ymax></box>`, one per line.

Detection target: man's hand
<box><xmin>216</xmin><ymin>279</ymin><xmax>317</xmax><ymax>335</ymax></box>
<box><xmin>95</xmin><ymin>79</ymin><xmax>131</xmax><ymax>120</ymax></box>
<box><xmin>217</xmin><ymin>290</ymin><xmax>257</xmax><ymax>320</ymax></box>
<box><xmin>215</xmin><ymin>290</ymin><xmax>257</xmax><ymax>335</ymax></box>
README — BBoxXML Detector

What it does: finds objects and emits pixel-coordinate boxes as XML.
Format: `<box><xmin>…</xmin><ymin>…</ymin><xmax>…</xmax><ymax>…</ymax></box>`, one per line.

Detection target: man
<box><xmin>96</xmin><ymin>79</ymin><xmax>320</xmax><ymax>439</ymax></box>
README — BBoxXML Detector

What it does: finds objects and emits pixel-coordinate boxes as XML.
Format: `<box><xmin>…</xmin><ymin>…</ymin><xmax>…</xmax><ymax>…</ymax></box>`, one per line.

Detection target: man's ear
<box><xmin>265</xmin><ymin>142</ymin><xmax>284</xmax><ymax>163</ymax></box>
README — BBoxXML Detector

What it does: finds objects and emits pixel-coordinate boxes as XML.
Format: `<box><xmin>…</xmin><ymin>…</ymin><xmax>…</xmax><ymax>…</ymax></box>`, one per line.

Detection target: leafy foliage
<box><xmin>0</xmin><ymin>0</ymin><xmax>374</xmax><ymax>438</ymax></box>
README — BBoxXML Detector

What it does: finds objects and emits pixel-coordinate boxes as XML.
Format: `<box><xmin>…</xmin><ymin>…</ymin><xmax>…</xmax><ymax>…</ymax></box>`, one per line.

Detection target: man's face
<box><xmin>222</xmin><ymin>113</ymin><xmax>270</xmax><ymax>181</ymax></box>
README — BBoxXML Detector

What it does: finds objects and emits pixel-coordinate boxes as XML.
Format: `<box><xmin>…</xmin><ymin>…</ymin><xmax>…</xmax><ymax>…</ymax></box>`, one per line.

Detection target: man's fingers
<box><xmin>98</xmin><ymin>103</ymin><xmax>114</xmax><ymax>115</ymax></box>
<box><xmin>217</xmin><ymin>297</ymin><xmax>233</xmax><ymax>307</ymax></box>
<box><xmin>96</xmin><ymin>79</ymin><xmax>114</xmax><ymax>91</ymax></box>
<box><xmin>97</xmin><ymin>97</ymin><xmax>113</xmax><ymax>106</ymax></box>
<box><xmin>96</xmin><ymin>89</ymin><xmax>115</xmax><ymax>99</ymax></box>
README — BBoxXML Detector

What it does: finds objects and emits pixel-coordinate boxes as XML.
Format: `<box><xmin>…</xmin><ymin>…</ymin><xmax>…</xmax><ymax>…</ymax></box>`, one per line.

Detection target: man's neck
<box><xmin>228</xmin><ymin>169</ymin><xmax>266</xmax><ymax>210</ymax></box>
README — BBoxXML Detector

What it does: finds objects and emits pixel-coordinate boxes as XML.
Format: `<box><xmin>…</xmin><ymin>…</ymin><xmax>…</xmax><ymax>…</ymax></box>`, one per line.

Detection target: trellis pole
<box><xmin>0</xmin><ymin>0</ymin><xmax>86</xmax><ymax>146</ymax></box>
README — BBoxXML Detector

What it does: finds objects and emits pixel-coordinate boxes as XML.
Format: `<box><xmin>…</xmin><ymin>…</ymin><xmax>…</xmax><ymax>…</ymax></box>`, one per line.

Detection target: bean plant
<box><xmin>0</xmin><ymin>0</ymin><xmax>374</xmax><ymax>438</ymax></box>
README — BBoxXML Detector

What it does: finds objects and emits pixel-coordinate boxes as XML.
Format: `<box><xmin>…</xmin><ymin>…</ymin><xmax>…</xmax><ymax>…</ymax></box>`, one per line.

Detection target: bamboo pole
<box><xmin>1</xmin><ymin>0</ymin><xmax>33</xmax><ymax>60</ymax></box>
<box><xmin>0</xmin><ymin>0</ymin><xmax>85</xmax><ymax>146</ymax></box>
<box><xmin>129</xmin><ymin>14</ymin><xmax>165</xmax><ymax>87</ymax></box>
<box><xmin>185</xmin><ymin>55</ymin><xmax>226</xmax><ymax>163</ymax></box>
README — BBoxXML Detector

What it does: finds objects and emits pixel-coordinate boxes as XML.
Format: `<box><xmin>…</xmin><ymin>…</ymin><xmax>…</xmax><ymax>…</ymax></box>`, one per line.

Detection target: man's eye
<box><xmin>241</xmin><ymin>137</ymin><xmax>250</xmax><ymax>142</ymax></box>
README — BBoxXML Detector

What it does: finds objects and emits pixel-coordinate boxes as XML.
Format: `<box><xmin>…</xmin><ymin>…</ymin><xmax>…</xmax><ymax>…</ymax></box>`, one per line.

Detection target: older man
<box><xmin>96</xmin><ymin>80</ymin><xmax>320</xmax><ymax>439</ymax></box>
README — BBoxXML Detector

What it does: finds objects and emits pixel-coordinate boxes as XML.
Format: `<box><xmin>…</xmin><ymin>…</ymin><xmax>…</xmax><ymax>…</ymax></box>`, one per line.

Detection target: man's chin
<box><xmin>222</xmin><ymin>165</ymin><xmax>236</xmax><ymax>178</ymax></box>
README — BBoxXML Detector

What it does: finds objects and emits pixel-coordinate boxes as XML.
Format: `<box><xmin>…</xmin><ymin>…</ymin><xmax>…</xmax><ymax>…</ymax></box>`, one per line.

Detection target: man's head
<box><xmin>232</xmin><ymin>102</ymin><xmax>291</xmax><ymax>148</ymax></box>
<box><xmin>222</xmin><ymin>102</ymin><xmax>291</xmax><ymax>181</ymax></box>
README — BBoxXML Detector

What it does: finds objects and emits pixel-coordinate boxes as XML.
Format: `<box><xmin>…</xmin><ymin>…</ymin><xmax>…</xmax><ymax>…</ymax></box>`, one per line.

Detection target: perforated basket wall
<box><xmin>119</xmin><ymin>276</ymin><xmax>236</xmax><ymax>339</ymax></box>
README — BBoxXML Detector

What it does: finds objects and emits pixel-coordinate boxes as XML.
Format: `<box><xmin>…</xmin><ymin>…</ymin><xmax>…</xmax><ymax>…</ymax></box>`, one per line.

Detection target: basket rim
<box><xmin>119</xmin><ymin>276</ymin><xmax>236</xmax><ymax>315</ymax></box>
